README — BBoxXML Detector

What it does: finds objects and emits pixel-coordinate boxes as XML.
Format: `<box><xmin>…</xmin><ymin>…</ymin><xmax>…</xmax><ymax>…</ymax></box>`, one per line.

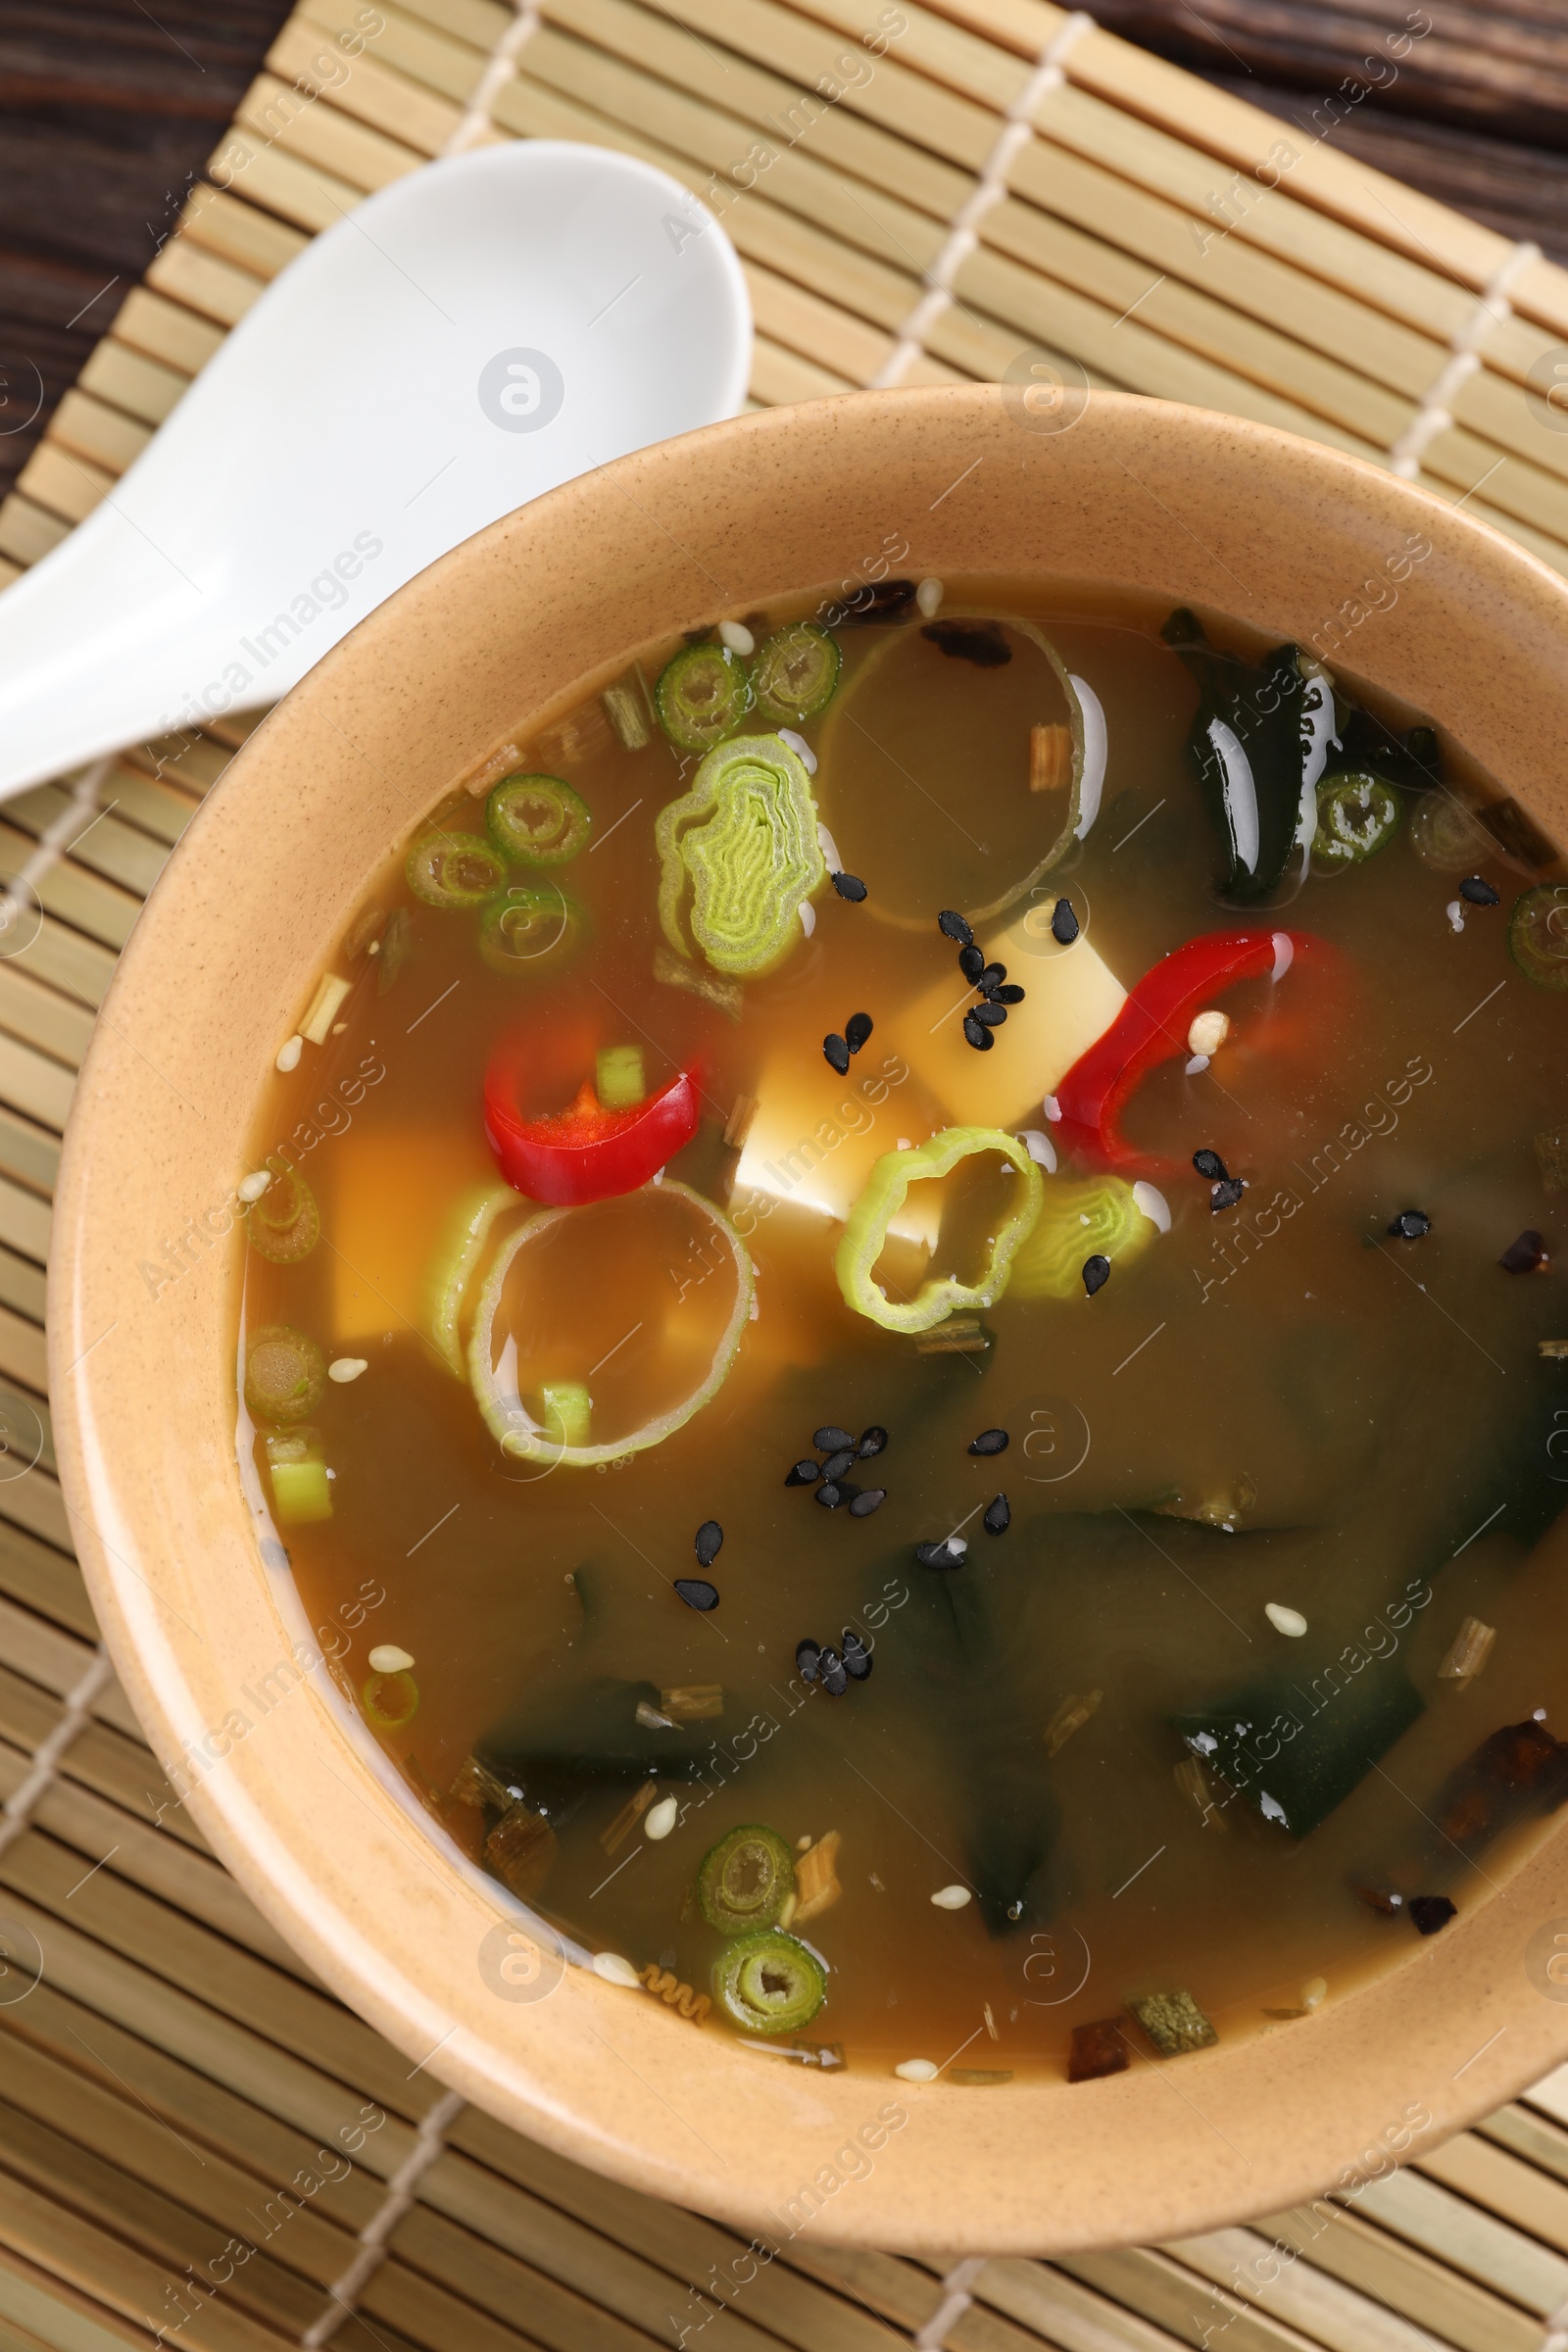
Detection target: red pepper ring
<box><xmin>1053</xmin><ymin>927</ymin><xmax>1313</xmax><ymax>1174</ymax></box>
<box><xmin>484</xmin><ymin>1061</ymin><xmax>702</xmax><ymax>1205</ymax></box>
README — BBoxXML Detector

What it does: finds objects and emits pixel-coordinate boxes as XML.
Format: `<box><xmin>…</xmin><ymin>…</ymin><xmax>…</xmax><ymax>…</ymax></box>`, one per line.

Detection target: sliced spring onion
<box><xmin>596</xmin><ymin>1044</ymin><xmax>645</xmax><ymax>1108</ymax></box>
<box><xmin>1009</xmin><ymin>1176</ymin><xmax>1154</xmax><ymax>1300</ymax></box>
<box><xmin>655</xmin><ymin>642</ymin><xmax>753</xmax><ymax>751</ymax></box>
<box><xmin>486</xmin><ymin>773</ymin><xmax>592</xmax><ymax>865</ymax></box>
<box><xmin>713</xmin><ymin>1930</ymin><xmax>826</xmax><ymax>2034</ymax></box>
<box><xmin>1410</xmin><ymin>792</ymin><xmax>1493</xmax><ymax>872</ymax></box>
<box><xmin>363</xmin><ymin>1668</ymin><xmax>419</xmax><ymax>1729</ymax></box>
<box><xmin>428</xmin><ymin>1183</ymin><xmax>518</xmax><ymax>1376</ymax></box>
<box><xmin>406</xmin><ymin>830</ymin><xmax>508</xmax><ymax>908</ymax></box>
<box><xmin>265</xmin><ymin>1431</ymin><xmax>331</xmax><ymax>1525</ymax></box>
<box><xmin>698</xmin><ymin>1823</ymin><xmax>796</xmax><ymax>1932</ymax></box>
<box><xmin>1509</xmin><ymin>885</ymin><xmax>1568</xmax><ymax>990</ymax></box>
<box><xmin>1312</xmin><ymin>770</ymin><xmax>1403</xmax><ymax>867</ymax></box>
<box><xmin>467</xmin><ymin>1179</ymin><xmax>754</xmax><ymax>1464</ymax></box>
<box><xmin>541</xmin><ymin>1380</ymin><xmax>591</xmax><ymax>1448</ymax></box>
<box><xmin>244</xmin><ymin>1325</ymin><xmax>326</xmax><ymax>1424</ymax></box>
<box><xmin>750</xmin><ymin>621</ymin><xmax>842</xmax><ymax>726</ymax></box>
<box><xmin>377</xmin><ymin>906</ymin><xmax>411</xmax><ymax>995</ymax></box>
<box><xmin>478</xmin><ymin>884</ymin><xmax>587</xmax><ymax>977</ymax></box>
<box><xmin>835</xmin><ymin>1127</ymin><xmax>1043</xmax><ymax>1335</ymax></box>
<box><xmin>657</xmin><ymin>732</ymin><xmax>824</xmax><ymax>976</ymax></box>
<box><xmin>246</xmin><ymin>1161</ymin><xmax>319</xmax><ymax>1264</ymax></box>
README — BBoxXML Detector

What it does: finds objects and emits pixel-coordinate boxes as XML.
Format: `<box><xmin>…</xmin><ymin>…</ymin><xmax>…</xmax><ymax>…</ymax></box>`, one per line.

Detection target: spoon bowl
<box><xmin>0</xmin><ymin>141</ymin><xmax>749</xmax><ymax>799</ymax></box>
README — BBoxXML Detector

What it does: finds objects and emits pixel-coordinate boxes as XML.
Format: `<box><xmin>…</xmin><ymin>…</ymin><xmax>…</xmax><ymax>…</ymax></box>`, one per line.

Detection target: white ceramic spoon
<box><xmin>0</xmin><ymin>142</ymin><xmax>750</xmax><ymax>800</ymax></box>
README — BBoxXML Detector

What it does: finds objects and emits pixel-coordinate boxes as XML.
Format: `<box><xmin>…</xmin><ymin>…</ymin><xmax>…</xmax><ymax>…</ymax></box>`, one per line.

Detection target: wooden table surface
<box><xmin>3</xmin><ymin>0</ymin><xmax>1567</xmax><ymax>510</ymax></box>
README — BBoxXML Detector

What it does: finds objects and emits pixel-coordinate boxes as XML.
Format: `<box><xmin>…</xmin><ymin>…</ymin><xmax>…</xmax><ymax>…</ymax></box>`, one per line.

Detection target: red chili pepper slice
<box><xmin>1054</xmin><ymin>927</ymin><xmax>1311</xmax><ymax>1172</ymax></box>
<box><xmin>485</xmin><ymin>1060</ymin><xmax>702</xmax><ymax>1205</ymax></box>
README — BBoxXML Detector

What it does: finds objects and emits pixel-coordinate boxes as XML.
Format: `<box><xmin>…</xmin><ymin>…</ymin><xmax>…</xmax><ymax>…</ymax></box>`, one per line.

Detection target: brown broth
<box><xmin>240</xmin><ymin>579</ymin><xmax>1568</xmax><ymax>2078</ymax></box>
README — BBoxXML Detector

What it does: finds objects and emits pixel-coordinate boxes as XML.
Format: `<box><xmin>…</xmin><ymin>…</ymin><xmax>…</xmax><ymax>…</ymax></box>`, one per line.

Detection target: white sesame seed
<box><xmin>1265</xmin><ymin>1602</ymin><xmax>1308</xmax><ymax>1638</ymax></box>
<box><xmin>915</xmin><ymin>578</ymin><xmax>944</xmax><ymax>618</ymax></box>
<box><xmin>645</xmin><ymin>1795</ymin><xmax>678</xmax><ymax>1840</ymax></box>
<box><xmin>1446</xmin><ymin>900</ymin><xmax>1465</xmax><ymax>933</ymax></box>
<box><xmin>275</xmin><ymin>1035</ymin><xmax>303</xmax><ymax>1073</ymax></box>
<box><xmin>237</xmin><ymin>1170</ymin><xmax>272</xmax><ymax>1203</ymax></box>
<box><xmin>799</xmin><ymin>900</ymin><xmax>816</xmax><ymax>937</ymax></box>
<box><xmin>1300</xmin><ymin>1975</ymin><xmax>1327</xmax><ymax>2010</ymax></box>
<box><xmin>1020</xmin><ymin>1128</ymin><xmax>1057</xmax><ymax>1172</ymax></box>
<box><xmin>1132</xmin><ymin>1181</ymin><xmax>1170</xmax><ymax>1233</ymax></box>
<box><xmin>718</xmin><ymin>619</ymin><xmax>755</xmax><ymax>657</ymax></box>
<box><xmin>592</xmin><ymin>1951</ymin><xmax>642</xmax><ymax>1987</ymax></box>
<box><xmin>328</xmin><ymin>1357</ymin><xmax>368</xmax><ymax>1384</ymax></box>
<box><xmin>368</xmin><ymin>1644</ymin><xmax>414</xmax><ymax>1674</ymax></box>
<box><xmin>930</xmin><ymin>1886</ymin><xmax>970</xmax><ymax>1909</ymax></box>
<box><xmin>895</xmin><ymin>2058</ymin><xmax>939</xmax><ymax>2082</ymax></box>
<box><xmin>1185</xmin><ymin>1054</ymin><xmax>1210</xmax><ymax>1074</ymax></box>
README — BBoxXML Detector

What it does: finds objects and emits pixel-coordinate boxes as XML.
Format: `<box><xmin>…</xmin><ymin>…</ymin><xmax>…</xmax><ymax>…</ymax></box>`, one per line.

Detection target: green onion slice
<box><xmin>246</xmin><ymin>1160</ymin><xmax>319</xmax><ymax>1264</ymax></box>
<box><xmin>265</xmin><ymin>1430</ymin><xmax>331</xmax><ymax>1525</ymax></box>
<box><xmin>698</xmin><ymin>1824</ymin><xmax>796</xmax><ymax>1933</ymax></box>
<box><xmin>835</xmin><ymin>1127</ymin><xmax>1044</xmax><ymax>1335</ymax></box>
<box><xmin>712</xmin><ymin>1930</ymin><xmax>826</xmax><ymax>2034</ymax></box>
<box><xmin>407</xmin><ymin>830</ymin><xmax>508</xmax><ymax>908</ymax></box>
<box><xmin>655</xmin><ymin>642</ymin><xmax>753</xmax><ymax>751</ymax></box>
<box><xmin>486</xmin><ymin>773</ymin><xmax>592</xmax><ymax>866</ymax></box>
<box><xmin>1509</xmin><ymin>885</ymin><xmax>1568</xmax><ymax>991</ymax></box>
<box><xmin>1312</xmin><ymin>770</ymin><xmax>1403</xmax><ymax>867</ymax></box>
<box><xmin>1009</xmin><ymin>1176</ymin><xmax>1154</xmax><ymax>1300</ymax></box>
<box><xmin>657</xmin><ymin>732</ymin><xmax>824</xmax><ymax>976</ymax></box>
<box><xmin>541</xmin><ymin>1381</ymin><xmax>591</xmax><ymax>1448</ymax></box>
<box><xmin>1409</xmin><ymin>792</ymin><xmax>1494</xmax><ymax>873</ymax></box>
<box><xmin>363</xmin><ymin>1669</ymin><xmax>419</xmax><ymax>1729</ymax></box>
<box><xmin>750</xmin><ymin>622</ymin><xmax>842</xmax><ymax>726</ymax></box>
<box><xmin>478</xmin><ymin>884</ymin><xmax>587</xmax><ymax>978</ymax></box>
<box><xmin>244</xmin><ymin>1324</ymin><xmax>325</xmax><ymax>1424</ymax></box>
<box><xmin>467</xmin><ymin>1180</ymin><xmax>754</xmax><ymax>1465</ymax></box>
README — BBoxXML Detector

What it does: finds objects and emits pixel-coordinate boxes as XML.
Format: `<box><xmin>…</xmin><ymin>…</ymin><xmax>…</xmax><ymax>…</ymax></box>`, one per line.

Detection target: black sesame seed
<box><xmin>983</xmin><ymin>1494</ymin><xmax>1010</xmax><ymax>1536</ymax></box>
<box><xmin>968</xmin><ymin>1427</ymin><xmax>1009</xmax><ymax>1456</ymax></box>
<box><xmin>842</xmin><ymin>1630</ymin><xmax>872</xmax><ymax>1680</ymax></box>
<box><xmin>1083</xmin><ymin>1253</ymin><xmax>1110</xmax><ymax>1298</ymax></box>
<box><xmin>674</xmin><ymin>1578</ymin><xmax>718</xmax><ymax>1611</ymax></box>
<box><xmin>831</xmin><ymin>871</ymin><xmax>868</xmax><ymax>902</ymax></box>
<box><xmin>1387</xmin><ymin>1209</ymin><xmax>1431</xmax><ymax>1241</ymax></box>
<box><xmin>1459</xmin><ymin>875</ymin><xmax>1500</xmax><ymax>906</ymax></box>
<box><xmin>1407</xmin><ymin>1893</ymin><xmax>1456</xmax><ymax>1936</ymax></box>
<box><xmin>819</xmin><ymin>1645</ymin><xmax>850</xmax><ymax>1695</ymax></box>
<box><xmin>848</xmin><ymin>1487</ymin><xmax>886</xmax><ymax>1517</ymax></box>
<box><xmin>975</xmin><ymin>962</ymin><xmax>1006</xmax><ymax>992</ymax></box>
<box><xmin>958</xmin><ymin>943</ymin><xmax>985</xmax><ymax>980</ymax></box>
<box><xmin>991</xmin><ymin>983</ymin><xmax>1025</xmax><ymax>1004</ymax></box>
<box><xmin>820</xmin><ymin>1447</ymin><xmax>856</xmax><ymax>1482</ymax></box>
<box><xmin>823</xmin><ymin>1033</ymin><xmax>851</xmax><ymax>1075</ymax></box>
<box><xmin>939</xmin><ymin>910</ymin><xmax>974</xmax><ymax>946</ymax></box>
<box><xmin>845</xmin><ymin>1011</ymin><xmax>874</xmax><ymax>1054</ymax></box>
<box><xmin>1500</xmin><ymin>1228</ymin><xmax>1548</xmax><ymax>1273</ymax></box>
<box><xmin>694</xmin><ymin>1519</ymin><xmax>723</xmax><ymax>1567</ymax></box>
<box><xmin>858</xmin><ymin>1425</ymin><xmax>888</xmax><ymax>1457</ymax></box>
<box><xmin>1193</xmin><ymin>1149</ymin><xmax>1228</xmax><ymax>1181</ymax></box>
<box><xmin>816</xmin><ymin>1483</ymin><xmax>843</xmax><ymax>1509</ymax></box>
<box><xmin>796</xmin><ymin>1638</ymin><xmax>821</xmax><ymax>1682</ymax></box>
<box><xmin>784</xmin><ymin>1458</ymin><xmax>820</xmax><ymax>1487</ymax></box>
<box><xmin>1051</xmin><ymin>898</ymin><xmax>1080</xmax><ymax>946</ymax></box>
<box><xmin>1209</xmin><ymin>1177</ymin><xmax>1246</xmax><ymax>1212</ymax></box>
<box><xmin>971</xmin><ymin>1000</ymin><xmax>1007</xmax><ymax>1027</ymax></box>
<box><xmin>962</xmin><ymin>1014</ymin><xmax>994</xmax><ymax>1051</ymax></box>
<box><xmin>814</xmin><ymin>1425</ymin><xmax>854</xmax><ymax>1451</ymax></box>
<box><xmin>916</xmin><ymin>1538</ymin><xmax>965</xmax><ymax>1569</ymax></box>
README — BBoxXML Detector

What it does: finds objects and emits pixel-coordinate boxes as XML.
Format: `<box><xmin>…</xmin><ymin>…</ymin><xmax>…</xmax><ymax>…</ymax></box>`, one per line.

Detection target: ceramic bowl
<box><xmin>52</xmin><ymin>387</ymin><xmax>1568</xmax><ymax>2253</ymax></box>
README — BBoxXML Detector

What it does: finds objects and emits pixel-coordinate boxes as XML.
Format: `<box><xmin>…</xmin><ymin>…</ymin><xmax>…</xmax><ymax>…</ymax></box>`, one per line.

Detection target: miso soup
<box><xmin>237</xmin><ymin>575</ymin><xmax>1568</xmax><ymax>2082</ymax></box>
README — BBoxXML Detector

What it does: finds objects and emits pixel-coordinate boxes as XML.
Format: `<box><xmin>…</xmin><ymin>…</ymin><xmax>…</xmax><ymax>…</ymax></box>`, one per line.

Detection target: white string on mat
<box><xmin>1544</xmin><ymin>2293</ymin><xmax>1568</xmax><ymax>2352</ymax></box>
<box><xmin>869</xmin><ymin>11</ymin><xmax>1097</xmax><ymax>391</ymax></box>
<box><xmin>441</xmin><ymin>0</ymin><xmax>544</xmax><ymax>157</ymax></box>
<box><xmin>1387</xmin><ymin>238</ymin><xmax>1541</xmax><ymax>481</ymax></box>
<box><xmin>0</xmin><ymin>1645</ymin><xmax>114</xmax><ymax>1864</ymax></box>
<box><xmin>0</xmin><ymin>751</ymin><xmax>113</xmax><ymax>933</ymax></box>
<box><xmin>299</xmin><ymin>2087</ymin><xmax>467</xmax><ymax>2348</ymax></box>
<box><xmin>913</xmin><ymin>2256</ymin><xmax>990</xmax><ymax>2350</ymax></box>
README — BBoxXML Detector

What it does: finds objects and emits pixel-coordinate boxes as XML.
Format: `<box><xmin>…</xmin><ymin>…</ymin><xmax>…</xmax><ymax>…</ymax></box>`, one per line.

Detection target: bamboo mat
<box><xmin>6</xmin><ymin>2</ymin><xmax>1568</xmax><ymax>2347</ymax></box>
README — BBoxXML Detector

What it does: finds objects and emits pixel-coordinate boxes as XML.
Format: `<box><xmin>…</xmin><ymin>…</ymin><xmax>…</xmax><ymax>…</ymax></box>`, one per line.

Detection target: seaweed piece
<box><xmin>1173</xmin><ymin>1656</ymin><xmax>1424</xmax><ymax>1838</ymax></box>
<box><xmin>1407</xmin><ymin>1894</ymin><xmax>1456</xmax><ymax>1936</ymax></box>
<box><xmin>1068</xmin><ymin>2019</ymin><xmax>1128</xmax><ymax>2082</ymax></box>
<box><xmin>1128</xmin><ymin>1988</ymin><xmax>1216</xmax><ymax>2056</ymax></box>
<box><xmin>1160</xmin><ymin>608</ymin><xmax>1310</xmax><ymax>903</ymax></box>
<box><xmin>830</xmin><ymin>577</ymin><xmax>917</xmax><ymax>625</ymax></box>
<box><xmin>1435</xmin><ymin>1717</ymin><xmax>1568</xmax><ymax>1850</ymax></box>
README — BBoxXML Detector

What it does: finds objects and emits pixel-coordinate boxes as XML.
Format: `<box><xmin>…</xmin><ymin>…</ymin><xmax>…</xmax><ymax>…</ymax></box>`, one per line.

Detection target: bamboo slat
<box><xmin>11</xmin><ymin>5</ymin><xmax>1568</xmax><ymax>2351</ymax></box>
